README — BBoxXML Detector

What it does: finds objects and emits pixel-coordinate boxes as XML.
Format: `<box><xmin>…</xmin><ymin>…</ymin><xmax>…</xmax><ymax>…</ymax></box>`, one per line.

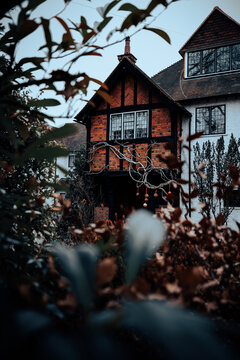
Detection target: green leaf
<box><xmin>54</xmin><ymin>244</ymin><xmax>99</xmax><ymax>309</ymax></box>
<box><xmin>118</xmin><ymin>3</ymin><xmax>140</xmax><ymax>13</ymax></box>
<box><xmin>26</xmin><ymin>0</ymin><xmax>46</xmax><ymax>13</ymax></box>
<box><xmin>125</xmin><ymin>209</ymin><xmax>165</xmax><ymax>284</ymax></box>
<box><xmin>120</xmin><ymin>300</ymin><xmax>234</xmax><ymax>360</ymax></box>
<box><xmin>144</xmin><ymin>27</ymin><xmax>171</xmax><ymax>44</ymax></box>
<box><xmin>97</xmin><ymin>16</ymin><xmax>112</xmax><ymax>32</ymax></box>
<box><xmin>16</xmin><ymin>146</ymin><xmax>69</xmax><ymax>164</ymax></box>
<box><xmin>17</xmin><ymin>57</ymin><xmax>45</xmax><ymax>70</ymax></box>
<box><xmin>41</xmin><ymin>18</ymin><xmax>52</xmax><ymax>60</ymax></box>
<box><xmin>28</xmin><ymin>98</ymin><xmax>61</xmax><ymax>108</ymax></box>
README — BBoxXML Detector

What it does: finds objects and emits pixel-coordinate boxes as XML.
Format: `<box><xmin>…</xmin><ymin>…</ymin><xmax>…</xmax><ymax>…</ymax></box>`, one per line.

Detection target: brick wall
<box><xmin>125</xmin><ymin>75</ymin><xmax>134</xmax><ymax>106</ymax></box>
<box><xmin>123</xmin><ymin>144</ymin><xmax>133</xmax><ymax>170</ymax></box>
<box><xmin>152</xmin><ymin>108</ymin><xmax>171</xmax><ymax>137</ymax></box>
<box><xmin>135</xmin><ymin>143</ymin><xmax>148</xmax><ymax>168</ymax></box>
<box><xmin>109</xmin><ymin>145</ymin><xmax>120</xmax><ymax>170</ymax></box>
<box><xmin>151</xmin><ymin>143</ymin><xmax>171</xmax><ymax>167</ymax></box>
<box><xmin>137</xmin><ymin>80</ymin><xmax>149</xmax><ymax>104</ymax></box>
<box><xmin>110</xmin><ymin>80</ymin><xmax>121</xmax><ymax>108</ymax></box>
<box><xmin>90</xmin><ymin>114</ymin><xmax>107</xmax><ymax>142</ymax></box>
<box><xmin>94</xmin><ymin>206</ymin><xmax>109</xmax><ymax>222</ymax></box>
<box><xmin>90</xmin><ymin>147</ymin><xmax>106</xmax><ymax>171</ymax></box>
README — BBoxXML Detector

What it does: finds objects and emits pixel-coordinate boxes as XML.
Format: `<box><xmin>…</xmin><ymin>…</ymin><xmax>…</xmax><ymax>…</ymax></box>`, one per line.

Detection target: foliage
<box><xmin>193</xmin><ymin>134</ymin><xmax>240</xmax><ymax>222</ymax></box>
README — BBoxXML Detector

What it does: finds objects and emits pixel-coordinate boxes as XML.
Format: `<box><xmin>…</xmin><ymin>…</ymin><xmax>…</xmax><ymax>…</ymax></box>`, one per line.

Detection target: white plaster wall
<box><xmin>56</xmin><ymin>156</ymin><xmax>69</xmax><ymax>180</ymax></box>
<box><xmin>181</xmin><ymin>97</ymin><xmax>240</xmax><ymax>228</ymax></box>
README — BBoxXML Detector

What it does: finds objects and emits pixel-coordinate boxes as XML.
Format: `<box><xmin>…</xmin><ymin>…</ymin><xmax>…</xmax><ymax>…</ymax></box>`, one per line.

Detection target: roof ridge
<box><xmin>151</xmin><ymin>59</ymin><xmax>183</xmax><ymax>80</ymax></box>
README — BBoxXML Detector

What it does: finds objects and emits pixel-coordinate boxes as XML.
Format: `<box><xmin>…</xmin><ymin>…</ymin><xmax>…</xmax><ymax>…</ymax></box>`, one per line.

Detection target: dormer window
<box><xmin>110</xmin><ymin>110</ymin><xmax>149</xmax><ymax>140</ymax></box>
<box><xmin>187</xmin><ymin>43</ymin><xmax>240</xmax><ymax>77</ymax></box>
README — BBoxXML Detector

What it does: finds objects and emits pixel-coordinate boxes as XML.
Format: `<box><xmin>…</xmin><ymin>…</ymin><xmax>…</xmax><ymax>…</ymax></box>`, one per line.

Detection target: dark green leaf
<box><xmin>54</xmin><ymin>244</ymin><xmax>99</xmax><ymax>309</ymax></box>
<box><xmin>41</xmin><ymin>18</ymin><xmax>52</xmax><ymax>60</ymax></box>
<box><xmin>120</xmin><ymin>300</ymin><xmax>235</xmax><ymax>360</ymax></box>
<box><xmin>28</xmin><ymin>98</ymin><xmax>61</xmax><ymax>108</ymax></box>
<box><xmin>144</xmin><ymin>27</ymin><xmax>171</xmax><ymax>44</ymax></box>
<box><xmin>118</xmin><ymin>3</ymin><xmax>140</xmax><ymax>13</ymax></box>
<box><xmin>97</xmin><ymin>16</ymin><xmax>112</xmax><ymax>32</ymax></box>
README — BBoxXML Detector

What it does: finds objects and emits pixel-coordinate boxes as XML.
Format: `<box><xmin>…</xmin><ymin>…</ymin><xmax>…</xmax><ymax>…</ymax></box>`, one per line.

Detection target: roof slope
<box><xmin>152</xmin><ymin>59</ymin><xmax>240</xmax><ymax>102</ymax></box>
<box><xmin>76</xmin><ymin>56</ymin><xmax>190</xmax><ymax>123</ymax></box>
<box><xmin>179</xmin><ymin>7</ymin><xmax>240</xmax><ymax>55</ymax></box>
<box><xmin>61</xmin><ymin>123</ymin><xmax>86</xmax><ymax>151</ymax></box>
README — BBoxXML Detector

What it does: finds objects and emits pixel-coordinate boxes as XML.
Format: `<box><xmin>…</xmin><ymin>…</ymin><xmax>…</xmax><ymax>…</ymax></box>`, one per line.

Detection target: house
<box><xmin>76</xmin><ymin>7</ymin><xmax>240</xmax><ymax>226</ymax></box>
<box><xmin>152</xmin><ymin>6</ymin><xmax>240</xmax><ymax>227</ymax></box>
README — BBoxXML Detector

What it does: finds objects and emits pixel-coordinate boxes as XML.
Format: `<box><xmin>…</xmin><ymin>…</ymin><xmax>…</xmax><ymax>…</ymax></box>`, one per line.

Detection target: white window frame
<box><xmin>68</xmin><ymin>153</ymin><xmax>76</xmax><ymax>167</ymax></box>
<box><xmin>186</xmin><ymin>43</ymin><xmax>240</xmax><ymax>78</ymax></box>
<box><xmin>109</xmin><ymin>110</ymin><xmax>149</xmax><ymax>140</ymax></box>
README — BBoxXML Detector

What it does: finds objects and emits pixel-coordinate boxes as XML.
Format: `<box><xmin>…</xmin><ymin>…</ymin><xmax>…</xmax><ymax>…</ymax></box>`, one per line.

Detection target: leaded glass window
<box><xmin>123</xmin><ymin>112</ymin><xmax>134</xmax><ymax>139</ymax></box>
<box><xmin>187</xmin><ymin>43</ymin><xmax>240</xmax><ymax>77</ymax></box>
<box><xmin>196</xmin><ymin>105</ymin><xmax>225</xmax><ymax>135</ymax></box>
<box><xmin>136</xmin><ymin>111</ymin><xmax>148</xmax><ymax>138</ymax></box>
<box><xmin>216</xmin><ymin>46</ymin><xmax>230</xmax><ymax>72</ymax></box>
<box><xmin>232</xmin><ymin>44</ymin><xmax>240</xmax><ymax>70</ymax></box>
<box><xmin>110</xmin><ymin>111</ymin><xmax>149</xmax><ymax>140</ymax></box>
<box><xmin>111</xmin><ymin>114</ymin><xmax>122</xmax><ymax>140</ymax></box>
<box><xmin>188</xmin><ymin>51</ymin><xmax>201</xmax><ymax>77</ymax></box>
<box><xmin>68</xmin><ymin>153</ymin><xmax>76</xmax><ymax>167</ymax></box>
<box><xmin>202</xmin><ymin>49</ymin><xmax>215</xmax><ymax>74</ymax></box>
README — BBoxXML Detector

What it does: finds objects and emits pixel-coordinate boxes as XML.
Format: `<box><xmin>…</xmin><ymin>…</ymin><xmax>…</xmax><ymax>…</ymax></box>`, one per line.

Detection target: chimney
<box><xmin>118</xmin><ymin>36</ymin><xmax>137</xmax><ymax>64</ymax></box>
<box><xmin>125</xmin><ymin>36</ymin><xmax>130</xmax><ymax>54</ymax></box>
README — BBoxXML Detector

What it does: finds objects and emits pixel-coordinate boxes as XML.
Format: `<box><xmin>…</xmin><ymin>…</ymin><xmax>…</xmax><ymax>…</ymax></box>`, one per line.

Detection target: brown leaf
<box><xmin>177</xmin><ymin>266</ymin><xmax>207</xmax><ymax>292</ymax></box>
<box><xmin>165</xmin><ymin>282</ymin><xmax>181</xmax><ymax>294</ymax></box>
<box><xmin>96</xmin><ymin>257</ymin><xmax>117</xmax><ymax>286</ymax></box>
<box><xmin>187</xmin><ymin>131</ymin><xmax>204</xmax><ymax>141</ymax></box>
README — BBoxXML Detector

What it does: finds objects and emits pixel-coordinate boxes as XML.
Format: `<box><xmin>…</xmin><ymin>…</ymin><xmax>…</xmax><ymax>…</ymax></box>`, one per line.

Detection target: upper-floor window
<box><xmin>196</xmin><ymin>105</ymin><xmax>225</xmax><ymax>135</ymax></box>
<box><xmin>68</xmin><ymin>153</ymin><xmax>76</xmax><ymax>167</ymax></box>
<box><xmin>187</xmin><ymin>44</ymin><xmax>240</xmax><ymax>77</ymax></box>
<box><xmin>110</xmin><ymin>110</ymin><xmax>149</xmax><ymax>140</ymax></box>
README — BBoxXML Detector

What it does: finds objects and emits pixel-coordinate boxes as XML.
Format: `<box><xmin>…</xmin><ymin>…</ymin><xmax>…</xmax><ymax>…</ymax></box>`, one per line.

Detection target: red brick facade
<box><xmin>94</xmin><ymin>206</ymin><xmax>109</xmax><ymax>222</ymax></box>
<box><xmin>77</xmin><ymin>56</ymin><xmax>187</xmax><ymax>221</ymax></box>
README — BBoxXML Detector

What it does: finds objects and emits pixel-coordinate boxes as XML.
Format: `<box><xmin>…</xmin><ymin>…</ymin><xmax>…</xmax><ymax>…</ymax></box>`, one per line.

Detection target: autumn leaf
<box><xmin>96</xmin><ymin>257</ymin><xmax>117</xmax><ymax>286</ymax></box>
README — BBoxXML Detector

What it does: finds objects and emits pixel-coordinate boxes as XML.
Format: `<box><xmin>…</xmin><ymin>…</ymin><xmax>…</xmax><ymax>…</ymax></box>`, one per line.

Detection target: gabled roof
<box><xmin>152</xmin><ymin>59</ymin><xmax>240</xmax><ymax>102</ymax></box>
<box><xmin>61</xmin><ymin>123</ymin><xmax>86</xmax><ymax>151</ymax></box>
<box><xmin>76</xmin><ymin>56</ymin><xmax>190</xmax><ymax>124</ymax></box>
<box><xmin>179</xmin><ymin>7</ymin><xmax>240</xmax><ymax>55</ymax></box>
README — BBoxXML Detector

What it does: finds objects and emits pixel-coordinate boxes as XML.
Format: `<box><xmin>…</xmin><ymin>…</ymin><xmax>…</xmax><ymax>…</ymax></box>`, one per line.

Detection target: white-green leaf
<box><xmin>125</xmin><ymin>209</ymin><xmax>165</xmax><ymax>284</ymax></box>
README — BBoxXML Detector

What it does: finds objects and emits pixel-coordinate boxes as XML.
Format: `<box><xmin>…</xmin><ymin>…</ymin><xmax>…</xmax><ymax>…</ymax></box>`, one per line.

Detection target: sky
<box><xmin>6</xmin><ymin>0</ymin><xmax>240</xmax><ymax>126</ymax></box>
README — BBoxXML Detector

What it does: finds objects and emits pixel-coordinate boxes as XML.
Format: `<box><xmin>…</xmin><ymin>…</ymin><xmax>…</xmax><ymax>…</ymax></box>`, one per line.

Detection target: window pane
<box><xmin>216</xmin><ymin>46</ymin><xmax>230</xmax><ymax>72</ymax></box>
<box><xmin>211</xmin><ymin>105</ymin><xmax>225</xmax><ymax>134</ymax></box>
<box><xmin>69</xmin><ymin>154</ymin><xmax>75</xmax><ymax>167</ymax></box>
<box><xmin>136</xmin><ymin>111</ymin><xmax>148</xmax><ymax>138</ymax></box>
<box><xmin>188</xmin><ymin>52</ymin><xmax>201</xmax><ymax>77</ymax></box>
<box><xmin>196</xmin><ymin>108</ymin><xmax>210</xmax><ymax>134</ymax></box>
<box><xmin>232</xmin><ymin>44</ymin><xmax>240</xmax><ymax>70</ymax></box>
<box><xmin>202</xmin><ymin>49</ymin><xmax>215</xmax><ymax>74</ymax></box>
<box><xmin>123</xmin><ymin>112</ymin><xmax>134</xmax><ymax>139</ymax></box>
<box><xmin>111</xmin><ymin>114</ymin><xmax>122</xmax><ymax>140</ymax></box>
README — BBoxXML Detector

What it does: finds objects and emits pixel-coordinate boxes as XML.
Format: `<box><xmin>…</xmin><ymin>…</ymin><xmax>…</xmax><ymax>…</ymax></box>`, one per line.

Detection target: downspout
<box><xmin>188</xmin><ymin>114</ymin><xmax>192</xmax><ymax>217</ymax></box>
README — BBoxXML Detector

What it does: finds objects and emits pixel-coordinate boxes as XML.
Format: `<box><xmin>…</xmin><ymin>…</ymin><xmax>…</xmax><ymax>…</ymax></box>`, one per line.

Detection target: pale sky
<box><xmin>6</xmin><ymin>0</ymin><xmax>240</xmax><ymax>125</ymax></box>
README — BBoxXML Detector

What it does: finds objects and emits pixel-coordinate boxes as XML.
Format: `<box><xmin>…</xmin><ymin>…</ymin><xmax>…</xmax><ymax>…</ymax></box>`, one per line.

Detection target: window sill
<box><xmin>196</xmin><ymin>133</ymin><xmax>227</xmax><ymax>138</ymax></box>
